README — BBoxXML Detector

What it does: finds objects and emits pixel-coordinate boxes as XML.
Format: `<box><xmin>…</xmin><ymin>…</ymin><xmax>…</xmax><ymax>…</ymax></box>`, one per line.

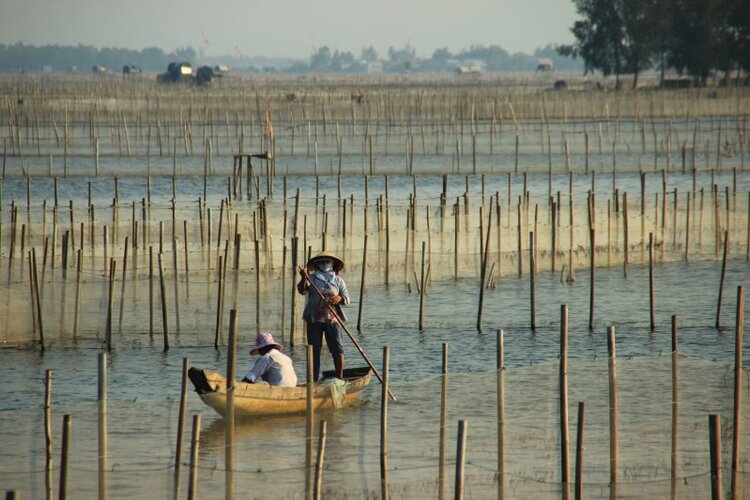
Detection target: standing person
<box><xmin>297</xmin><ymin>251</ymin><xmax>350</xmax><ymax>381</ymax></box>
<box><xmin>242</xmin><ymin>332</ymin><xmax>298</xmax><ymax>387</ymax></box>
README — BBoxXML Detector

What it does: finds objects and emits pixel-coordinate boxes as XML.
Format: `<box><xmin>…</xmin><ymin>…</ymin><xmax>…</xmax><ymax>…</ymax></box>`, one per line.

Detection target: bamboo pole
<box><xmin>73</xmin><ymin>249</ymin><xmax>82</xmax><ymax>337</ymax></box>
<box><xmin>560</xmin><ymin>304</ymin><xmax>571</xmax><ymax>500</ymax></box>
<box><xmin>174</xmin><ymin>358</ymin><xmax>188</xmax><ymax>499</ymax></box>
<box><xmin>98</xmin><ymin>352</ymin><xmax>108</xmax><ymax>500</ymax></box>
<box><xmin>32</xmin><ymin>248</ymin><xmax>43</xmax><ymax>351</ymax></box>
<box><xmin>497</xmin><ymin>330</ymin><xmax>505</xmax><ymax>500</ymax></box>
<box><xmin>59</xmin><ymin>414</ymin><xmax>71</xmax><ymax>500</ymax></box>
<box><xmin>477</xmin><ymin>203</ymin><xmax>492</xmax><ymax>332</ymax></box>
<box><xmin>225</xmin><ymin>310</ymin><xmax>237</xmax><ymax>500</ymax></box>
<box><xmin>44</xmin><ymin>369</ymin><xmax>53</xmax><ymax>500</ymax></box>
<box><xmin>306</xmin><ymin>345</ymin><xmax>314</xmax><ymax>500</ymax></box>
<box><xmin>117</xmin><ymin>236</ymin><xmax>129</xmax><ymax>333</ymax></box>
<box><xmin>357</xmin><ymin>234</ymin><xmax>368</xmax><ymax>332</ymax></box>
<box><xmin>380</xmin><ymin>345</ymin><xmax>390</xmax><ymax>500</ymax></box>
<box><xmin>731</xmin><ymin>286</ymin><xmax>744</xmax><ymax>498</ymax></box>
<box><xmin>187</xmin><ymin>415</ymin><xmax>202</xmax><ymax>500</ymax></box>
<box><xmin>649</xmin><ymin>233</ymin><xmax>655</xmax><ymax>331</ymax></box>
<box><xmin>214</xmin><ymin>255</ymin><xmax>224</xmax><ymax>348</ymax></box>
<box><xmin>574</xmin><ymin>401</ymin><xmax>585</xmax><ymax>500</ymax></box>
<box><xmin>27</xmin><ymin>252</ymin><xmax>37</xmax><ymax>336</ymax></box>
<box><xmin>158</xmin><ymin>253</ymin><xmax>169</xmax><ymax>351</ymax></box>
<box><xmin>171</xmin><ymin>238</ymin><xmax>181</xmax><ymax>334</ymax></box>
<box><xmin>623</xmin><ymin>193</ymin><xmax>629</xmax><ymax>277</ymax></box>
<box><xmin>149</xmin><ymin>246</ymin><xmax>154</xmax><ymax>338</ymax></box>
<box><xmin>608</xmin><ymin>324</ymin><xmax>618</xmax><ymax>487</ymax></box>
<box><xmin>530</xmin><ymin>231</ymin><xmax>536</xmax><ymax>330</ymax></box>
<box><xmin>716</xmin><ymin>231</ymin><xmax>729</xmax><ymax>328</ymax></box>
<box><xmin>291</xmin><ymin>236</ymin><xmax>299</xmax><ymax>346</ymax></box>
<box><xmin>709</xmin><ymin>414</ymin><xmax>722</xmax><ymax>500</ymax></box>
<box><xmin>439</xmin><ymin>343</ymin><xmax>448</xmax><ymax>500</ymax></box>
<box><xmin>105</xmin><ymin>258</ymin><xmax>115</xmax><ymax>352</ymax></box>
<box><xmin>455</xmin><ymin>420</ymin><xmax>468</xmax><ymax>500</ymax></box>
<box><xmin>314</xmin><ymin>420</ymin><xmax>328</xmax><ymax>500</ymax></box>
<box><xmin>671</xmin><ymin>315</ymin><xmax>679</xmax><ymax>500</ymax></box>
<box><xmin>589</xmin><ymin>228</ymin><xmax>595</xmax><ymax>330</ymax></box>
<box><xmin>419</xmin><ymin>241</ymin><xmax>426</xmax><ymax>331</ymax></box>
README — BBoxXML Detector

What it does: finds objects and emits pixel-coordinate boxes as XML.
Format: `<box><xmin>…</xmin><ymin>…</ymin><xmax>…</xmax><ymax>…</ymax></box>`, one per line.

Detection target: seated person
<box><xmin>242</xmin><ymin>332</ymin><xmax>298</xmax><ymax>387</ymax></box>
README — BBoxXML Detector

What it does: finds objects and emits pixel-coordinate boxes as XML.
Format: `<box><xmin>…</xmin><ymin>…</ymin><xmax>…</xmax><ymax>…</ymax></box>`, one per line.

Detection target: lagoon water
<box><xmin>2</xmin><ymin>253</ymin><xmax>750</xmax><ymax>498</ymax></box>
<box><xmin>1</xmin><ymin>156</ymin><xmax>750</xmax><ymax>498</ymax></box>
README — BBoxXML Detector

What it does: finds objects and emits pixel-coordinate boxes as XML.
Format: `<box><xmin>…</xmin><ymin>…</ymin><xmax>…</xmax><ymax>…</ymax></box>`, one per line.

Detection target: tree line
<box><xmin>0</xmin><ymin>43</ymin><xmax>196</xmax><ymax>73</ymax></box>
<box><xmin>0</xmin><ymin>41</ymin><xmax>581</xmax><ymax>75</ymax></box>
<box><xmin>287</xmin><ymin>43</ymin><xmax>581</xmax><ymax>73</ymax></box>
<box><xmin>558</xmin><ymin>0</ymin><xmax>750</xmax><ymax>87</ymax></box>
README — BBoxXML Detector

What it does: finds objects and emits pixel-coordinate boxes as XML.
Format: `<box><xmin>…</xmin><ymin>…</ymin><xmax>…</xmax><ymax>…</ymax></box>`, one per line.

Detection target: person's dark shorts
<box><xmin>308</xmin><ymin>321</ymin><xmax>345</xmax><ymax>356</ymax></box>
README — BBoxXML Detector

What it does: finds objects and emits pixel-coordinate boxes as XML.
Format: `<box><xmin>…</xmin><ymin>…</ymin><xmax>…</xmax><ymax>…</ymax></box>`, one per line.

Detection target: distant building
<box><xmin>213</xmin><ymin>64</ymin><xmax>230</xmax><ymax>77</ymax></box>
<box><xmin>455</xmin><ymin>60</ymin><xmax>485</xmax><ymax>75</ymax></box>
<box><xmin>366</xmin><ymin>61</ymin><xmax>383</xmax><ymax>74</ymax></box>
<box><xmin>122</xmin><ymin>65</ymin><xmax>142</xmax><ymax>78</ymax></box>
<box><xmin>536</xmin><ymin>58</ymin><xmax>554</xmax><ymax>72</ymax></box>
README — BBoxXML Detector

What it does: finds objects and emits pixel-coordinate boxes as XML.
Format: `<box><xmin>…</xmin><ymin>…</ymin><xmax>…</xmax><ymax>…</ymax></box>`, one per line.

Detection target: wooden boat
<box><xmin>188</xmin><ymin>366</ymin><xmax>372</xmax><ymax>418</ymax></box>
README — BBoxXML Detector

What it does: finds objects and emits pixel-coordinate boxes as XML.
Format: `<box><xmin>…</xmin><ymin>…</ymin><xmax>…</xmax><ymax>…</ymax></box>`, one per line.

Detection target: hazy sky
<box><xmin>1</xmin><ymin>0</ymin><xmax>577</xmax><ymax>59</ymax></box>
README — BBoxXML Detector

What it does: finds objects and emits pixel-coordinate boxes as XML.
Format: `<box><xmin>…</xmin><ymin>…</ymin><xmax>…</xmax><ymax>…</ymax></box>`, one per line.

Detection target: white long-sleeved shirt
<box><xmin>243</xmin><ymin>349</ymin><xmax>298</xmax><ymax>387</ymax></box>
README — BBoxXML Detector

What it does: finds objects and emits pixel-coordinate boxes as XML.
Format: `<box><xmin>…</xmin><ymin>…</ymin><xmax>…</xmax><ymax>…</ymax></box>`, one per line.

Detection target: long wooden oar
<box><xmin>300</xmin><ymin>268</ymin><xmax>397</xmax><ymax>402</ymax></box>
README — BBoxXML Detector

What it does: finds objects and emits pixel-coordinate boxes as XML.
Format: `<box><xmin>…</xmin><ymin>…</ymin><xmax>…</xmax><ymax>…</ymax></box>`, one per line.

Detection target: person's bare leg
<box><xmin>333</xmin><ymin>354</ymin><xmax>344</xmax><ymax>379</ymax></box>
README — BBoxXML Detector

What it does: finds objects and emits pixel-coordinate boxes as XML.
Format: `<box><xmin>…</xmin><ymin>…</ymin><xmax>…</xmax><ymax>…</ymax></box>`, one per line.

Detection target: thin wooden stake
<box><xmin>455</xmin><ymin>420</ymin><xmax>468</xmax><ymax>500</ymax></box>
<box><xmin>731</xmin><ymin>286</ymin><xmax>744</xmax><ymax>498</ymax></box>
<box><xmin>560</xmin><ymin>305</ymin><xmax>571</xmax><ymax>500</ymax></box>
<box><xmin>608</xmin><ymin>324</ymin><xmax>618</xmax><ymax>487</ymax></box>
<box><xmin>158</xmin><ymin>253</ymin><xmax>169</xmax><ymax>351</ymax></box>
<box><xmin>716</xmin><ymin>231</ymin><xmax>729</xmax><ymax>328</ymax></box>
<box><xmin>357</xmin><ymin>235</ymin><xmax>368</xmax><ymax>332</ymax></box>
<box><xmin>439</xmin><ymin>343</ymin><xmax>448</xmax><ymax>500</ymax></box>
<box><xmin>187</xmin><ymin>415</ymin><xmax>202</xmax><ymax>500</ymax></box>
<box><xmin>314</xmin><ymin>420</ymin><xmax>328</xmax><ymax>500</ymax></box>
<box><xmin>174</xmin><ymin>358</ymin><xmax>188</xmax><ymax>499</ymax></box>
<box><xmin>97</xmin><ymin>352</ymin><xmax>108</xmax><ymax>500</ymax></box>
<box><xmin>380</xmin><ymin>345</ymin><xmax>390</xmax><ymax>500</ymax></box>
<box><xmin>530</xmin><ymin>231</ymin><xmax>536</xmax><ymax>330</ymax></box>
<box><xmin>671</xmin><ymin>315</ymin><xmax>679</xmax><ymax>499</ymax></box>
<box><xmin>575</xmin><ymin>401</ymin><xmax>585</xmax><ymax>500</ymax></box>
<box><xmin>59</xmin><ymin>414</ymin><xmax>71</xmax><ymax>500</ymax></box>
<box><xmin>44</xmin><ymin>369</ymin><xmax>53</xmax><ymax>500</ymax></box>
<box><xmin>649</xmin><ymin>233</ymin><xmax>655</xmax><ymax>331</ymax></box>
<box><xmin>497</xmin><ymin>330</ymin><xmax>505</xmax><ymax>500</ymax></box>
<box><xmin>709</xmin><ymin>414</ymin><xmax>722</xmax><ymax>500</ymax></box>
<box><xmin>226</xmin><ymin>310</ymin><xmax>238</xmax><ymax>500</ymax></box>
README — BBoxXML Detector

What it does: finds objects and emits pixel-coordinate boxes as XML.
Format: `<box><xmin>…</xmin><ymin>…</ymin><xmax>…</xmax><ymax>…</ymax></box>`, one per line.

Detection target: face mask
<box><xmin>318</xmin><ymin>260</ymin><xmax>333</xmax><ymax>272</ymax></box>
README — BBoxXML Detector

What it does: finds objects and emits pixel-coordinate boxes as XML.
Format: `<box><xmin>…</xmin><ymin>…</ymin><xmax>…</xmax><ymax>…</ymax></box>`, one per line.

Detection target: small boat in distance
<box><xmin>188</xmin><ymin>366</ymin><xmax>372</xmax><ymax>418</ymax></box>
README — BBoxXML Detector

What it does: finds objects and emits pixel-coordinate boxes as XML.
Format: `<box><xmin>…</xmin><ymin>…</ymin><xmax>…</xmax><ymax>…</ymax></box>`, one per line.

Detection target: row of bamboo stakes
<box><xmin>2</xmin><ymin>110</ymin><xmax>746</xmax><ymax>182</ymax></box>
<box><xmin>3</xmin><ymin>78</ymin><xmax>748</xmax><ymax>143</ymax></box>
<box><xmin>12</xmin><ymin>287</ymin><xmax>743</xmax><ymax>499</ymax></box>
<box><xmin>1</xmin><ymin>165</ymin><xmax>747</xmax><ymax>347</ymax></box>
<box><xmin>1</xmin><ymin>78</ymin><xmax>748</xmax><ymax>185</ymax></box>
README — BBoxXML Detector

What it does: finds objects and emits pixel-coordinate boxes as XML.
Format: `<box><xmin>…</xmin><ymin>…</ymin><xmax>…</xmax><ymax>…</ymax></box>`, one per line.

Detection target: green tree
<box><xmin>558</xmin><ymin>0</ymin><xmax>627</xmax><ymax>87</ymax></box>
<box><xmin>622</xmin><ymin>0</ymin><xmax>660</xmax><ymax>87</ymax></box>
<box><xmin>310</xmin><ymin>46</ymin><xmax>332</xmax><ymax>70</ymax></box>
<box><xmin>431</xmin><ymin>47</ymin><xmax>453</xmax><ymax>63</ymax></box>
<box><xmin>667</xmin><ymin>0</ymin><xmax>723</xmax><ymax>85</ymax></box>
<box><xmin>388</xmin><ymin>43</ymin><xmax>415</xmax><ymax>63</ymax></box>
<box><xmin>360</xmin><ymin>46</ymin><xmax>378</xmax><ymax>62</ymax></box>
<box><xmin>720</xmin><ymin>0</ymin><xmax>750</xmax><ymax>82</ymax></box>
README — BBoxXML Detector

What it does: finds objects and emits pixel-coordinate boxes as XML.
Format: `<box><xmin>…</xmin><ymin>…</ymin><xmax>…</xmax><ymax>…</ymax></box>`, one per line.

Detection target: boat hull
<box><xmin>189</xmin><ymin>366</ymin><xmax>371</xmax><ymax>418</ymax></box>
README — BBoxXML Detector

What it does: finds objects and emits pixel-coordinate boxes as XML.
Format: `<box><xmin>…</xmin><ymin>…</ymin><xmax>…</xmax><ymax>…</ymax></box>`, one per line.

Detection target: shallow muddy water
<box><xmin>2</xmin><ymin>256</ymin><xmax>750</xmax><ymax>498</ymax></box>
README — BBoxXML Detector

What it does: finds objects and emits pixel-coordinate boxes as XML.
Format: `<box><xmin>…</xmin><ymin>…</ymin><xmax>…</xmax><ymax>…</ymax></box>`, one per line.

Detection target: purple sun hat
<box><xmin>250</xmin><ymin>332</ymin><xmax>283</xmax><ymax>355</ymax></box>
